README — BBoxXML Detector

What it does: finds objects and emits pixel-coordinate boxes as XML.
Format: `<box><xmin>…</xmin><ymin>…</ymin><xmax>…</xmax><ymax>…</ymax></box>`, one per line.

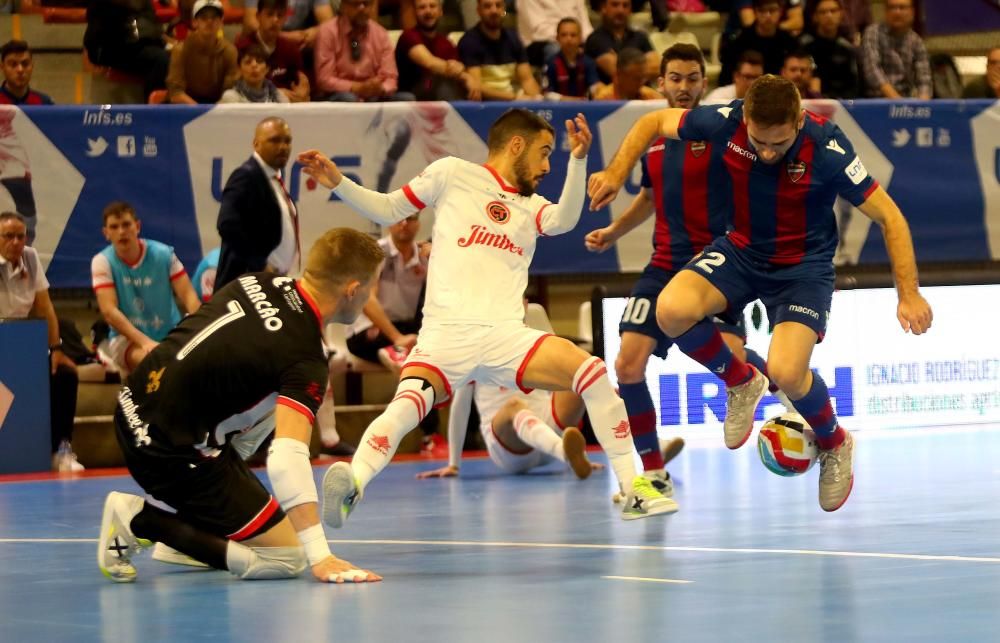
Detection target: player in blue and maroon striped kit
<box><xmin>590</xmin><ymin>75</ymin><xmax>932</xmax><ymax>511</ymax></box>
<box><xmin>586</xmin><ymin>44</ymin><xmax>779</xmax><ymax>503</ymax></box>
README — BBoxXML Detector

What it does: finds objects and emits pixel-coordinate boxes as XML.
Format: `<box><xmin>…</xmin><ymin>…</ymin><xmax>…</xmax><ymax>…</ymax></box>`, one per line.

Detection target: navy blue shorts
<box><xmin>620</xmin><ymin>264</ymin><xmax>747</xmax><ymax>359</ymax></box>
<box><xmin>682</xmin><ymin>236</ymin><xmax>833</xmax><ymax>341</ymax></box>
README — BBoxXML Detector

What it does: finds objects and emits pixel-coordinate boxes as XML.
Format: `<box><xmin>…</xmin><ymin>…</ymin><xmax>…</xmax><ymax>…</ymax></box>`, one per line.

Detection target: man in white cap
<box><xmin>167</xmin><ymin>0</ymin><xmax>239</xmax><ymax>104</ymax></box>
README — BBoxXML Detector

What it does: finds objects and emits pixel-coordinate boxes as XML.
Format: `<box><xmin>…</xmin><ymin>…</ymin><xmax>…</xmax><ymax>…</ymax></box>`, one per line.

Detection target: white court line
<box><xmin>4</xmin><ymin>537</ymin><xmax>1000</xmax><ymax>564</ymax></box>
<box><xmin>602</xmin><ymin>575</ymin><xmax>693</xmax><ymax>584</ymax></box>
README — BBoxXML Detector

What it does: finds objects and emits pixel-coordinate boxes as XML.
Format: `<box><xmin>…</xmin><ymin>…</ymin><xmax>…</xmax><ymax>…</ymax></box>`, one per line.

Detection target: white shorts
<box><xmin>404</xmin><ymin>322</ymin><xmax>552</xmax><ymax>406</ymax></box>
<box><xmin>98</xmin><ymin>336</ymin><xmax>134</xmax><ymax>376</ymax></box>
<box><xmin>480</xmin><ymin>389</ymin><xmax>560</xmax><ymax>474</ymax></box>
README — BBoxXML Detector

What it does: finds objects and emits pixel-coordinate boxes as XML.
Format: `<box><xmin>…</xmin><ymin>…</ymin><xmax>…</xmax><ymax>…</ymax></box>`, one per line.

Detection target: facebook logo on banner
<box><xmin>657</xmin><ymin>367</ymin><xmax>855</xmax><ymax>426</ymax></box>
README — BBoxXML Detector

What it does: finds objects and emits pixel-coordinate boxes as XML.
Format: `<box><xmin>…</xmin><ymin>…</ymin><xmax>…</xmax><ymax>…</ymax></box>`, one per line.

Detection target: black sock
<box><xmin>130</xmin><ymin>504</ymin><xmax>229</xmax><ymax>570</ymax></box>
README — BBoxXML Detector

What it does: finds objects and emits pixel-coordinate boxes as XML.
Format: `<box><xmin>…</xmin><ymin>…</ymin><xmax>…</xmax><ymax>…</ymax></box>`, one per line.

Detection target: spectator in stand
<box><xmin>235</xmin><ymin>0</ymin><xmax>311</xmax><ymax>102</ymax></box>
<box><xmin>543</xmin><ymin>18</ymin><xmax>600</xmax><ymax>100</ymax></box>
<box><xmin>0</xmin><ymin>40</ymin><xmax>53</xmax><ymax>105</ymax></box>
<box><xmin>457</xmin><ymin>0</ymin><xmax>542</xmax><ymax>101</ymax></box>
<box><xmin>720</xmin><ymin>0</ymin><xmax>798</xmax><ymax>83</ymax></box>
<box><xmin>167</xmin><ymin>0</ymin><xmax>239</xmax><ymax>104</ymax></box>
<box><xmin>243</xmin><ymin>0</ymin><xmax>334</xmax><ymax>51</ymax></box>
<box><xmin>780</xmin><ymin>49</ymin><xmax>821</xmax><ymax>97</ymax></box>
<box><xmin>315</xmin><ymin>0</ymin><xmax>415</xmax><ymax>101</ymax></box>
<box><xmin>592</xmin><ymin>47</ymin><xmax>662</xmax><ymax>100</ymax></box>
<box><xmin>396</xmin><ymin>0</ymin><xmax>480</xmax><ymax>100</ymax></box>
<box><xmin>585</xmin><ymin>0</ymin><xmax>657</xmax><ymax>84</ymax></box>
<box><xmin>166</xmin><ymin>0</ymin><xmax>196</xmax><ymax>43</ymax></box>
<box><xmin>727</xmin><ymin>0</ymin><xmax>803</xmax><ymax>37</ymax></box>
<box><xmin>799</xmin><ymin>0</ymin><xmax>859</xmax><ymax>98</ymax></box>
<box><xmin>962</xmin><ymin>47</ymin><xmax>1000</xmax><ymax>99</ymax></box>
<box><xmin>516</xmin><ymin>0</ymin><xmax>594</xmax><ymax>68</ymax></box>
<box><xmin>805</xmin><ymin>0</ymin><xmax>871</xmax><ymax>45</ymax></box>
<box><xmin>704</xmin><ymin>48</ymin><xmax>763</xmax><ymax>102</ymax></box>
<box><xmin>220</xmin><ymin>45</ymin><xmax>291</xmax><ymax>102</ymax></box>
<box><xmin>860</xmin><ymin>0</ymin><xmax>930</xmax><ymax>99</ymax></box>
<box><xmin>0</xmin><ymin>212</ymin><xmax>82</xmax><ymax>472</ymax></box>
<box><xmin>84</xmin><ymin>0</ymin><xmax>171</xmax><ymax>99</ymax></box>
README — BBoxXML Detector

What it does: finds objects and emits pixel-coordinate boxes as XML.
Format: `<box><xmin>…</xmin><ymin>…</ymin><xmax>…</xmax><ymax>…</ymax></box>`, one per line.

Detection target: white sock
<box><xmin>573</xmin><ymin>356</ymin><xmax>636</xmax><ymax>490</ymax></box>
<box><xmin>351</xmin><ymin>377</ymin><xmax>435</xmax><ymax>491</ymax></box>
<box><xmin>225</xmin><ymin>541</ymin><xmax>254</xmax><ymax>577</ymax></box>
<box><xmin>512</xmin><ymin>409</ymin><xmax>565</xmax><ymax>461</ymax></box>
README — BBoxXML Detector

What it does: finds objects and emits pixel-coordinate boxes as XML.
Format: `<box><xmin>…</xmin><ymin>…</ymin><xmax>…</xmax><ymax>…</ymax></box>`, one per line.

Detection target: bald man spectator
<box><xmin>860</xmin><ymin>0</ymin><xmax>931</xmax><ymax>99</ymax></box>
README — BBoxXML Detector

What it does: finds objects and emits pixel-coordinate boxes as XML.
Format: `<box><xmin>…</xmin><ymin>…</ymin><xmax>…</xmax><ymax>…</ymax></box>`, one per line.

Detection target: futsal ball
<box><xmin>757</xmin><ymin>412</ymin><xmax>818</xmax><ymax>477</ymax></box>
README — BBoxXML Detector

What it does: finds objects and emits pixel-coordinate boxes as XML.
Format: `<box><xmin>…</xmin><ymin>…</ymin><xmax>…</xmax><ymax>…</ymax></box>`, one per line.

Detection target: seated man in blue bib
<box><xmin>91</xmin><ymin>201</ymin><xmax>202</xmax><ymax>375</ymax></box>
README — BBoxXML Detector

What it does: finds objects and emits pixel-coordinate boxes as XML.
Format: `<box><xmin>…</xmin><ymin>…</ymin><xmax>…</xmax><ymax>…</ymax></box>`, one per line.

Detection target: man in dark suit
<box><xmin>215</xmin><ymin>117</ymin><xmax>297</xmax><ymax>291</ymax></box>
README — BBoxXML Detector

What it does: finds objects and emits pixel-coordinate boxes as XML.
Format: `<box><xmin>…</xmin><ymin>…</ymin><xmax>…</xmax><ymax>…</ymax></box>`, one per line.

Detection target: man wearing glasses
<box><xmin>314</xmin><ymin>0</ymin><xmax>415</xmax><ymax>101</ymax></box>
<box><xmin>589</xmin><ymin>75</ymin><xmax>932</xmax><ymax>512</ymax></box>
<box><xmin>860</xmin><ymin>0</ymin><xmax>931</xmax><ymax>99</ymax></box>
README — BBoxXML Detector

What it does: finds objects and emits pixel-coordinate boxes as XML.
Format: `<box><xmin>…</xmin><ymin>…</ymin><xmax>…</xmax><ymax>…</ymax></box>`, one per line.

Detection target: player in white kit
<box><xmin>416</xmin><ymin>383</ymin><xmax>601</xmax><ymax>479</ymax></box>
<box><xmin>299</xmin><ymin>109</ymin><xmax>676</xmax><ymax>528</ymax></box>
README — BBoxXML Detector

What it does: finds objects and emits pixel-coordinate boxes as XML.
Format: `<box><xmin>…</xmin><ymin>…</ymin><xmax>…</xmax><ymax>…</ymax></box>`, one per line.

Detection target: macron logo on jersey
<box><xmin>826</xmin><ymin>139</ymin><xmax>846</xmax><ymax>155</ymax></box>
<box><xmin>727</xmin><ymin>140</ymin><xmax>757</xmax><ymax>162</ymax></box>
<box><xmin>717</xmin><ymin>107</ymin><xmax>733</xmax><ymax>119</ymax></box>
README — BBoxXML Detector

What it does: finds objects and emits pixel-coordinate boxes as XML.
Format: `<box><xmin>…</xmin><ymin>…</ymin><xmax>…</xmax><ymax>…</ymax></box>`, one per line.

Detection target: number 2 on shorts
<box><xmin>693</xmin><ymin>251</ymin><xmax>726</xmax><ymax>274</ymax></box>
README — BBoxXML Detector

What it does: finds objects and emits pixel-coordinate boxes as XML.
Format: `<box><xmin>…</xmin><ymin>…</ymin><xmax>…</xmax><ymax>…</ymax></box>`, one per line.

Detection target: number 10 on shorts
<box><xmin>622</xmin><ymin>297</ymin><xmax>651</xmax><ymax>325</ymax></box>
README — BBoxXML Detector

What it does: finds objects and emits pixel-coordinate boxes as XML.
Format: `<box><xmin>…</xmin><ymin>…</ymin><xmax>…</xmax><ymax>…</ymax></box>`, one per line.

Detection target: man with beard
<box><xmin>589</xmin><ymin>75</ymin><xmax>933</xmax><ymax>511</ymax></box>
<box><xmin>215</xmin><ymin>117</ymin><xmax>298</xmax><ymax>291</ymax></box>
<box><xmin>235</xmin><ymin>0</ymin><xmax>311</xmax><ymax>103</ymax></box>
<box><xmin>300</xmin><ymin>109</ymin><xmax>677</xmax><ymax>535</ymax></box>
<box><xmin>457</xmin><ymin>0</ymin><xmax>541</xmax><ymax>101</ymax></box>
<box><xmin>395</xmin><ymin>0</ymin><xmax>480</xmax><ymax>100</ymax></box>
<box><xmin>586</xmin><ymin>44</ymin><xmax>773</xmax><ymax>502</ymax></box>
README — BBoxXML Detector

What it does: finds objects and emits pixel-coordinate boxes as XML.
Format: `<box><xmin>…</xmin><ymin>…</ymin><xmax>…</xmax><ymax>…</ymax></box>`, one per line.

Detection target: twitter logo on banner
<box><xmin>86</xmin><ymin>137</ymin><xmax>109</xmax><ymax>157</ymax></box>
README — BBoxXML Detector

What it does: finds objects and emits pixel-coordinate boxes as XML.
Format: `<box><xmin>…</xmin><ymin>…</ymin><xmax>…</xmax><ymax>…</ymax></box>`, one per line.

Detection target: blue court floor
<box><xmin>1</xmin><ymin>427</ymin><xmax>999</xmax><ymax>643</ymax></box>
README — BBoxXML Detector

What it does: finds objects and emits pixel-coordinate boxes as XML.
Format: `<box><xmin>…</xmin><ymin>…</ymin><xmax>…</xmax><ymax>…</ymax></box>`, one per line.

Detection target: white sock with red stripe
<box><xmin>351</xmin><ymin>377</ymin><xmax>435</xmax><ymax>491</ymax></box>
<box><xmin>573</xmin><ymin>356</ymin><xmax>636</xmax><ymax>490</ymax></box>
<box><xmin>512</xmin><ymin>409</ymin><xmax>564</xmax><ymax>461</ymax></box>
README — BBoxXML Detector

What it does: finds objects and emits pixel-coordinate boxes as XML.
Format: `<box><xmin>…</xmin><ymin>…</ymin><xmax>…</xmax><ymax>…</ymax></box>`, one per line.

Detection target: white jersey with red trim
<box><xmin>402</xmin><ymin>156</ymin><xmax>552</xmax><ymax>325</ymax></box>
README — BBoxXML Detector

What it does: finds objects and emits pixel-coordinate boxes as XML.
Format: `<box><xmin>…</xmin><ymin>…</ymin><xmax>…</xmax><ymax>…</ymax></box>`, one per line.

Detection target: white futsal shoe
<box><xmin>151</xmin><ymin>543</ymin><xmax>210</xmax><ymax>568</ymax></box>
<box><xmin>612</xmin><ymin>437</ymin><xmax>684</xmax><ymax>504</ymax></box>
<box><xmin>97</xmin><ymin>492</ymin><xmax>151</xmax><ymax>583</ymax></box>
<box><xmin>322</xmin><ymin>461</ymin><xmax>363</xmax><ymax>528</ymax></box>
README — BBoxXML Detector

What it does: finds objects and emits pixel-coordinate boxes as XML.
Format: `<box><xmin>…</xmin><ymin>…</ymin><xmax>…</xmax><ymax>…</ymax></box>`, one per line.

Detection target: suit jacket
<box><xmin>214</xmin><ymin>156</ymin><xmax>283</xmax><ymax>291</ymax></box>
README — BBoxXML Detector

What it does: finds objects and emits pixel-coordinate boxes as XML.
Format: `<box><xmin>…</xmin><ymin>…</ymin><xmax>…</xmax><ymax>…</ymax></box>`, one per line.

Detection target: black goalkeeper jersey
<box><xmin>120</xmin><ymin>273</ymin><xmax>328</xmax><ymax>449</ymax></box>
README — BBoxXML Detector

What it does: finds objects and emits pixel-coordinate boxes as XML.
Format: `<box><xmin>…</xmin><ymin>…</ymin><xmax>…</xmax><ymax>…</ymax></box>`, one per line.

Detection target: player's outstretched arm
<box><xmin>417</xmin><ymin>382</ymin><xmax>475</xmax><ymax>479</ymax></box>
<box><xmin>269</xmin><ymin>405</ymin><xmax>381</xmax><ymax>582</ymax></box>
<box><xmin>297</xmin><ymin>149</ymin><xmax>418</xmax><ymax>226</ymax></box>
<box><xmin>534</xmin><ymin>114</ymin><xmax>592</xmax><ymax>237</ymax></box>
<box><xmin>588</xmin><ymin>108</ymin><xmax>687</xmax><ymax>211</ymax></box>
<box><xmin>585</xmin><ymin>188</ymin><xmax>654</xmax><ymax>253</ymax></box>
<box><xmin>857</xmin><ymin>186</ymin><xmax>933</xmax><ymax>335</ymax></box>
